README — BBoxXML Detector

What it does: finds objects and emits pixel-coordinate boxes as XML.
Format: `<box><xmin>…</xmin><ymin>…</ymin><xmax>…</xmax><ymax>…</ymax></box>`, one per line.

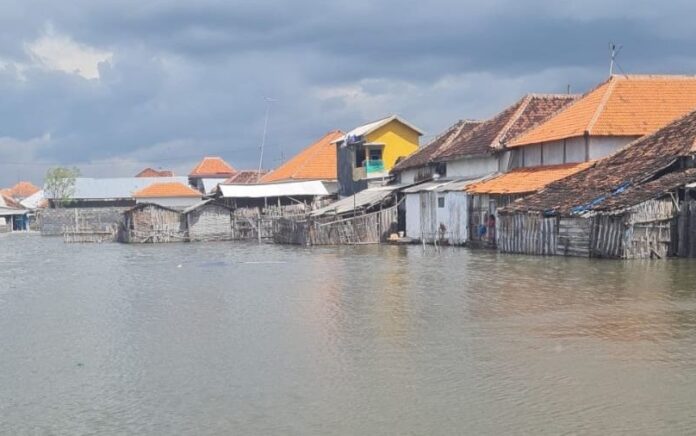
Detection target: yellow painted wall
<box><xmin>366</xmin><ymin>120</ymin><xmax>421</xmax><ymax>170</ymax></box>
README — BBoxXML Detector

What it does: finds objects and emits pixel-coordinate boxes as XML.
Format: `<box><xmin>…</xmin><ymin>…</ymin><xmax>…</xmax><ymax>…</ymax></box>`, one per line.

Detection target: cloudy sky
<box><xmin>1</xmin><ymin>0</ymin><xmax>696</xmax><ymax>186</ymax></box>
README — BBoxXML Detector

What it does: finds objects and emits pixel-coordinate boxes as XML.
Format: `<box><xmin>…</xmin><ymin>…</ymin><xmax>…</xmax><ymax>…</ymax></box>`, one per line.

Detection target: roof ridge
<box><xmin>525</xmin><ymin>93</ymin><xmax>580</xmax><ymax>99</ymax></box>
<box><xmin>586</xmin><ymin>76</ymin><xmax>618</xmax><ymax>134</ymax></box>
<box><xmin>494</xmin><ymin>95</ymin><xmax>532</xmax><ymax>148</ymax></box>
<box><xmin>431</xmin><ymin>119</ymin><xmax>485</xmax><ymax>159</ymax></box>
<box><xmin>610</xmin><ymin>73</ymin><xmax>696</xmax><ymax>80</ymax></box>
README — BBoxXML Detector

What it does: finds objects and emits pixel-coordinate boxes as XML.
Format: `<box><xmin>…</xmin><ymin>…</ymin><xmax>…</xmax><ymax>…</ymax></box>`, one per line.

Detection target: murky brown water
<box><xmin>1</xmin><ymin>233</ymin><xmax>696</xmax><ymax>435</ymax></box>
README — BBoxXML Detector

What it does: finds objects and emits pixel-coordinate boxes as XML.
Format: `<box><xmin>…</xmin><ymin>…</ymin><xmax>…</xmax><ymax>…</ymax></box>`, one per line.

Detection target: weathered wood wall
<box><xmin>123</xmin><ymin>205</ymin><xmax>187</xmax><ymax>243</ymax></box>
<box><xmin>557</xmin><ymin>217</ymin><xmax>590</xmax><ymax>257</ymax></box>
<box><xmin>273</xmin><ymin>204</ymin><xmax>398</xmax><ymax>246</ymax></box>
<box><xmin>677</xmin><ymin>200</ymin><xmax>696</xmax><ymax>257</ymax></box>
<box><xmin>187</xmin><ymin>204</ymin><xmax>234</xmax><ymax>242</ymax></box>
<box><xmin>498</xmin><ymin>212</ymin><xmax>558</xmax><ymax>255</ymax></box>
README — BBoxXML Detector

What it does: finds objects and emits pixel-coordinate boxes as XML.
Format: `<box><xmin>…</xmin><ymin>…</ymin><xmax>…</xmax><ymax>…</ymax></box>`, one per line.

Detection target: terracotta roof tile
<box><xmin>466</xmin><ymin>162</ymin><xmax>593</xmax><ymax>195</ymax></box>
<box><xmin>3</xmin><ymin>181</ymin><xmax>40</xmax><ymax>199</ymax></box>
<box><xmin>260</xmin><ymin>130</ymin><xmax>344</xmax><ymax>183</ymax></box>
<box><xmin>435</xmin><ymin>94</ymin><xmax>578</xmax><ymax>161</ymax></box>
<box><xmin>133</xmin><ymin>182</ymin><xmax>202</xmax><ymax>198</ymax></box>
<box><xmin>509</xmin><ymin>75</ymin><xmax>696</xmax><ymax>147</ymax></box>
<box><xmin>223</xmin><ymin>170</ymin><xmax>269</xmax><ymax>184</ymax></box>
<box><xmin>136</xmin><ymin>168</ymin><xmax>174</xmax><ymax>177</ymax></box>
<box><xmin>503</xmin><ymin>107</ymin><xmax>696</xmax><ymax>215</ymax></box>
<box><xmin>189</xmin><ymin>157</ymin><xmax>237</xmax><ymax>177</ymax></box>
<box><xmin>392</xmin><ymin>120</ymin><xmax>481</xmax><ymax>172</ymax></box>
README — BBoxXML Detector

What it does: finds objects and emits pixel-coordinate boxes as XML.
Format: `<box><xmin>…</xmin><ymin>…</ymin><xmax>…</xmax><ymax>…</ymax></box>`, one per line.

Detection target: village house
<box><xmin>392</xmin><ymin>94</ymin><xmax>578</xmax><ymax>245</ymax></box>
<box><xmin>183</xmin><ymin>200</ymin><xmax>235</xmax><ymax>242</ymax></box>
<box><xmin>0</xmin><ymin>193</ymin><xmax>28</xmax><ymax>232</ymax></box>
<box><xmin>1</xmin><ymin>181</ymin><xmax>40</xmax><ymax>202</ymax></box>
<box><xmin>120</xmin><ymin>203</ymin><xmax>187</xmax><ymax>243</ymax></box>
<box><xmin>133</xmin><ymin>182</ymin><xmax>203</xmax><ymax>209</ymax></box>
<box><xmin>216</xmin><ymin>130</ymin><xmax>343</xmax><ymax>212</ymax></box>
<box><xmin>135</xmin><ymin>168</ymin><xmax>174</xmax><ymax>177</ymax></box>
<box><xmin>465</xmin><ymin>75</ymin><xmax>696</xmax><ymax>247</ymax></box>
<box><xmin>188</xmin><ymin>156</ymin><xmax>237</xmax><ymax>194</ymax></box>
<box><xmin>333</xmin><ymin>115</ymin><xmax>423</xmax><ymax>196</ymax></box>
<box><xmin>40</xmin><ymin>176</ymin><xmax>189</xmax><ymax>236</ymax></box>
<box><xmin>498</xmin><ymin>107</ymin><xmax>696</xmax><ymax>258</ymax></box>
<box><xmin>223</xmin><ymin>170</ymin><xmax>269</xmax><ymax>184</ymax></box>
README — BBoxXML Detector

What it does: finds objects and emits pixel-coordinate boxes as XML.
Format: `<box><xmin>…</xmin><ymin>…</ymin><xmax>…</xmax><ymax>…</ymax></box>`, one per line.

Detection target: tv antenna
<box><xmin>609</xmin><ymin>42</ymin><xmax>623</xmax><ymax>75</ymax></box>
<box><xmin>257</xmin><ymin>97</ymin><xmax>277</xmax><ymax>181</ymax></box>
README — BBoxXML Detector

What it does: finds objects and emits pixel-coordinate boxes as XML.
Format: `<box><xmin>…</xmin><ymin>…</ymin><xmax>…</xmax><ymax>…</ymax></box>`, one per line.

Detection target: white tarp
<box><xmin>218</xmin><ymin>180</ymin><xmax>337</xmax><ymax>199</ymax></box>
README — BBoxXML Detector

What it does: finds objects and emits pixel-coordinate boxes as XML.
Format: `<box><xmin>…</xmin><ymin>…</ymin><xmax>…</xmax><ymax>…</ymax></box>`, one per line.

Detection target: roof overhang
<box><xmin>218</xmin><ymin>180</ymin><xmax>337</xmax><ymax>198</ymax></box>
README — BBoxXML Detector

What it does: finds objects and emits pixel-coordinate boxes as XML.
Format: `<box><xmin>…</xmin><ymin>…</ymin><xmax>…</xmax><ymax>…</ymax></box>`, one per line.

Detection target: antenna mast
<box><xmin>257</xmin><ymin>97</ymin><xmax>277</xmax><ymax>181</ymax></box>
<box><xmin>609</xmin><ymin>42</ymin><xmax>623</xmax><ymax>75</ymax></box>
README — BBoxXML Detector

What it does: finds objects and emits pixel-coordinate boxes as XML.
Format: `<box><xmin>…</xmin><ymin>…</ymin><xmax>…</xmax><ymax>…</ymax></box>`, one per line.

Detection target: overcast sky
<box><xmin>2</xmin><ymin>0</ymin><xmax>696</xmax><ymax>186</ymax></box>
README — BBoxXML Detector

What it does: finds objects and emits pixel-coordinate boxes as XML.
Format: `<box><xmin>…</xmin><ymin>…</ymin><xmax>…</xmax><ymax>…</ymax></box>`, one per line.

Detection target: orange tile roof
<box><xmin>508</xmin><ymin>75</ymin><xmax>696</xmax><ymax>147</ymax></box>
<box><xmin>466</xmin><ymin>162</ymin><xmax>593</xmax><ymax>195</ymax></box>
<box><xmin>136</xmin><ymin>168</ymin><xmax>174</xmax><ymax>177</ymax></box>
<box><xmin>260</xmin><ymin>130</ymin><xmax>344</xmax><ymax>183</ymax></box>
<box><xmin>189</xmin><ymin>156</ymin><xmax>237</xmax><ymax>177</ymax></box>
<box><xmin>3</xmin><ymin>181</ymin><xmax>40</xmax><ymax>199</ymax></box>
<box><xmin>133</xmin><ymin>182</ymin><xmax>202</xmax><ymax>198</ymax></box>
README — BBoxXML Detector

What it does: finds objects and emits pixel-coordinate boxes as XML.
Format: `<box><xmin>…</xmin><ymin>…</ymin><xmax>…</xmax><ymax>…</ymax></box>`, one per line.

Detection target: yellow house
<box><xmin>334</xmin><ymin>115</ymin><xmax>423</xmax><ymax>196</ymax></box>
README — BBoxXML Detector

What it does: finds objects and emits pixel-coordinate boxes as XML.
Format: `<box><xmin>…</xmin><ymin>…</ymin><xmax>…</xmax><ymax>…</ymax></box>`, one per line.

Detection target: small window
<box><xmin>368</xmin><ymin>148</ymin><xmax>382</xmax><ymax>161</ymax></box>
<box><xmin>437</xmin><ymin>197</ymin><xmax>445</xmax><ymax>208</ymax></box>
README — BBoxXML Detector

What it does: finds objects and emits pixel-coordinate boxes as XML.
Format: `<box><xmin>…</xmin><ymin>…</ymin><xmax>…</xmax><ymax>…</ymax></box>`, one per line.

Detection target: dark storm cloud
<box><xmin>1</xmin><ymin>0</ymin><xmax>696</xmax><ymax>185</ymax></box>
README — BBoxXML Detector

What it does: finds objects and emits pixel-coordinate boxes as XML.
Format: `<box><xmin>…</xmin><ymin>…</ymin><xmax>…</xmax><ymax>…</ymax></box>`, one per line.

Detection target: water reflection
<box><xmin>1</xmin><ymin>234</ymin><xmax>695</xmax><ymax>434</ymax></box>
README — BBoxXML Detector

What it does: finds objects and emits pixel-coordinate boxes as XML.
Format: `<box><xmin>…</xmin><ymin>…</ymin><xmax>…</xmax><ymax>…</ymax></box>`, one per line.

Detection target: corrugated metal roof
<box><xmin>218</xmin><ymin>180</ymin><xmax>337</xmax><ymax>198</ymax></box>
<box><xmin>311</xmin><ymin>186</ymin><xmax>402</xmax><ymax>216</ymax></box>
<box><xmin>0</xmin><ymin>207</ymin><xmax>27</xmax><ymax>216</ymax></box>
<box><xmin>45</xmin><ymin>177</ymin><xmax>190</xmax><ymax>200</ymax></box>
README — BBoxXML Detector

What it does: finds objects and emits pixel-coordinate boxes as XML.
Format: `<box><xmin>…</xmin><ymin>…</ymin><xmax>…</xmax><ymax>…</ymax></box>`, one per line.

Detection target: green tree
<box><xmin>44</xmin><ymin>167</ymin><xmax>80</xmax><ymax>208</ymax></box>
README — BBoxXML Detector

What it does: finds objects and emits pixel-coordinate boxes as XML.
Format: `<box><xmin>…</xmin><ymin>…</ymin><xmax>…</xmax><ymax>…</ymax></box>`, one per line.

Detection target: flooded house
<box><xmin>473</xmin><ymin>74</ymin><xmax>696</xmax><ymax>249</ymax></box>
<box><xmin>188</xmin><ymin>156</ymin><xmax>237</xmax><ymax>194</ymax></box>
<box><xmin>274</xmin><ymin>186</ymin><xmax>402</xmax><ymax>245</ymax></box>
<box><xmin>183</xmin><ymin>200</ymin><xmax>234</xmax><ymax>242</ymax></box>
<box><xmin>121</xmin><ymin>203</ymin><xmax>187</xmax><ymax>243</ymax></box>
<box><xmin>0</xmin><ymin>194</ymin><xmax>29</xmax><ymax>232</ymax></box>
<box><xmin>499</xmin><ymin>107</ymin><xmax>696</xmax><ymax>258</ymax></box>
<box><xmin>392</xmin><ymin>94</ymin><xmax>579</xmax><ymax>245</ymax></box>
<box><xmin>132</xmin><ymin>182</ymin><xmax>203</xmax><ymax>209</ymax></box>
<box><xmin>334</xmin><ymin>115</ymin><xmax>423</xmax><ymax>196</ymax></box>
<box><xmin>216</xmin><ymin>131</ymin><xmax>343</xmax><ymax>213</ymax></box>
<box><xmin>40</xmin><ymin>176</ymin><xmax>189</xmax><ymax>236</ymax></box>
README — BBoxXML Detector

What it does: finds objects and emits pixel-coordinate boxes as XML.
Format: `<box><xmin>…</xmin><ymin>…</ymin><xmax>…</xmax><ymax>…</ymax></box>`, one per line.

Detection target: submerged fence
<box><xmin>274</xmin><ymin>204</ymin><xmax>399</xmax><ymax>246</ymax></box>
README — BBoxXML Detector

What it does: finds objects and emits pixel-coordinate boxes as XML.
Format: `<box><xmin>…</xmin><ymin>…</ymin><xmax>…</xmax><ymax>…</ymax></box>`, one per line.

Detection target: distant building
<box><xmin>135</xmin><ymin>168</ymin><xmax>174</xmax><ymax>177</ymax></box>
<box><xmin>1</xmin><ymin>181</ymin><xmax>40</xmax><ymax>201</ymax></box>
<box><xmin>188</xmin><ymin>156</ymin><xmax>237</xmax><ymax>193</ymax></box>
<box><xmin>333</xmin><ymin>115</ymin><xmax>423</xmax><ymax>196</ymax></box>
<box><xmin>133</xmin><ymin>182</ymin><xmax>203</xmax><ymax>209</ymax></box>
<box><xmin>224</xmin><ymin>170</ymin><xmax>269</xmax><ymax>184</ymax></box>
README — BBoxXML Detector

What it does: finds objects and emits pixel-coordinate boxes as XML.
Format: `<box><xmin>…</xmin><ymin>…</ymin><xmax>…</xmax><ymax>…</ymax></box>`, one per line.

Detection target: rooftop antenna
<box><xmin>257</xmin><ymin>97</ymin><xmax>277</xmax><ymax>182</ymax></box>
<box><xmin>609</xmin><ymin>42</ymin><xmax>623</xmax><ymax>75</ymax></box>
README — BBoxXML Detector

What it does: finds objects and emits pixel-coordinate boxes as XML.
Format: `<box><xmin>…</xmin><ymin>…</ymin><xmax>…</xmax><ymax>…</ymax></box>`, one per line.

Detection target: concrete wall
<box><xmin>519</xmin><ymin>136</ymin><xmax>638</xmax><ymax>168</ymax></box>
<box><xmin>447</xmin><ymin>156</ymin><xmax>499</xmax><ymax>179</ymax></box>
<box><xmin>38</xmin><ymin>207</ymin><xmax>128</xmax><ymax>236</ymax></box>
<box><xmin>399</xmin><ymin>168</ymin><xmax>418</xmax><ymax>184</ymax></box>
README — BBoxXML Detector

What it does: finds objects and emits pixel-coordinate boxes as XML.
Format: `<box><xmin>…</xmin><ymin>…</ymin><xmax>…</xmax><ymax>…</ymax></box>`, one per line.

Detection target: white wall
<box><xmin>447</xmin><ymin>156</ymin><xmax>499</xmax><ymax>179</ymax></box>
<box><xmin>136</xmin><ymin>197</ymin><xmax>201</xmax><ymax>209</ymax></box>
<box><xmin>589</xmin><ymin>136</ymin><xmax>637</xmax><ymax>160</ymax></box>
<box><xmin>542</xmin><ymin>141</ymin><xmax>565</xmax><ymax>165</ymax></box>
<box><xmin>399</xmin><ymin>168</ymin><xmax>418</xmax><ymax>184</ymax></box>
<box><xmin>522</xmin><ymin>144</ymin><xmax>542</xmax><ymax>167</ymax></box>
<box><xmin>440</xmin><ymin>191</ymin><xmax>468</xmax><ymax>245</ymax></box>
<box><xmin>405</xmin><ymin>193</ymin><xmax>421</xmax><ymax>239</ymax></box>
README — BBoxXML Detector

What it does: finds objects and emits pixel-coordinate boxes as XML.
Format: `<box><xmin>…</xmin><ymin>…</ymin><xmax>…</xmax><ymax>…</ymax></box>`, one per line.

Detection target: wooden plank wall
<box><xmin>187</xmin><ymin>204</ymin><xmax>234</xmax><ymax>242</ymax></box>
<box><xmin>557</xmin><ymin>217</ymin><xmax>590</xmax><ymax>257</ymax></box>
<box><xmin>497</xmin><ymin>213</ymin><xmax>557</xmax><ymax>255</ymax></box>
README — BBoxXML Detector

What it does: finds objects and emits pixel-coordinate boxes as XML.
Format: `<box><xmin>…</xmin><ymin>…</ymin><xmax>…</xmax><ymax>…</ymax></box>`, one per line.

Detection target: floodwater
<box><xmin>1</xmin><ymin>234</ymin><xmax>696</xmax><ymax>435</ymax></box>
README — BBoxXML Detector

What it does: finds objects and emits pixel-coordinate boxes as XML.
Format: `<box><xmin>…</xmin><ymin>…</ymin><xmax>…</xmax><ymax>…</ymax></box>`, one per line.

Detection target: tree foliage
<box><xmin>45</xmin><ymin>167</ymin><xmax>80</xmax><ymax>207</ymax></box>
